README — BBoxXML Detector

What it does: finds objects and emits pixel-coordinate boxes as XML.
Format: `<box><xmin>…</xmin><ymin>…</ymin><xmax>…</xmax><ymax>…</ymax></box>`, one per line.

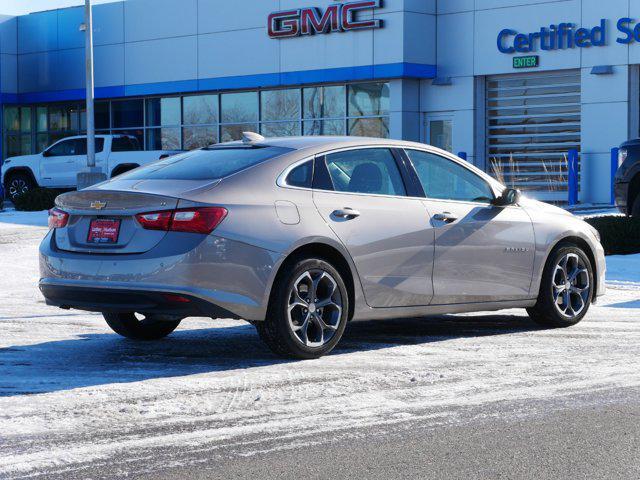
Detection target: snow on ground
<box><xmin>0</xmin><ymin>211</ymin><xmax>639</xmax><ymax>478</ymax></box>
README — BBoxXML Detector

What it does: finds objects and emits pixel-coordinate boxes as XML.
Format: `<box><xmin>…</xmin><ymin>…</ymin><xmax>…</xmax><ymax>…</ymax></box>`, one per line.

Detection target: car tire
<box><xmin>631</xmin><ymin>195</ymin><xmax>640</xmax><ymax>217</ymax></box>
<box><xmin>527</xmin><ymin>243</ymin><xmax>594</xmax><ymax>328</ymax></box>
<box><xmin>5</xmin><ymin>172</ymin><xmax>35</xmax><ymax>200</ymax></box>
<box><xmin>256</xmin><ymin>257</ymin><xmax>349</xmax><ymax>359</ymax></box>
<box><xmin>103</xmin><ymin>312</ymin><xmax>182</xmax><ymax>340</ymax></box>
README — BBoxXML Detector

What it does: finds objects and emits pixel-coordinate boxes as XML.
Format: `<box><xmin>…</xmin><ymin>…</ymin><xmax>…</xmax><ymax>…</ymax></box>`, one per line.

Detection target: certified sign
<box><xmin>268</xmin><ymin>1</ymin><xmax>383</xmax><ymax>39</ymax></box>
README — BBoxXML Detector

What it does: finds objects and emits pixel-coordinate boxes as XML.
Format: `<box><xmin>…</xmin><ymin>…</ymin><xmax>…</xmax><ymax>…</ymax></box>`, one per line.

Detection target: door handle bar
<box><xmin>433</xmin><ymin>212</ymin><xmax>458</xmax><ymax>223</ymax></box>
<box><xmin>332</xmin><ymin>208</ymin><xmax>361</xmax><ymax>219</ymax></box>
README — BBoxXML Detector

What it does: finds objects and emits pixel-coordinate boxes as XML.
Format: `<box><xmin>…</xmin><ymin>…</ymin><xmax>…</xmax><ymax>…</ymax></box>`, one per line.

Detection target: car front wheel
<box><xmin>103</xmin><ymin>312</ymin><xmax>182</xmax><ymax>340</ymax></box>
<box><xmin>527</xmin><ymin>244</ymin><xmax>594</xmax><ymax>327</ymax></box>
<box><xmin>5</xmin><ymin>172</ymin><xmax>35</xmax><ymax>200</ymax></box>
<box><xmin>256</xmin><ymin>258</ymin><xmax>349</xmax><ymax>359</ymax></box>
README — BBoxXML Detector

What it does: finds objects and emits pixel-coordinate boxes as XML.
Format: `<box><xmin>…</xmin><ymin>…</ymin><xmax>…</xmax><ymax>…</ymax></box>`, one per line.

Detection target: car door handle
<box><xmin>332</xmin><ymin>208</ymin><xmax>361</xmax><ymax>219</ymax></box>
<box><xmin>433</xmin><ymin>212</ymin><xmax>459</xmax><ymax>223</ymax></box>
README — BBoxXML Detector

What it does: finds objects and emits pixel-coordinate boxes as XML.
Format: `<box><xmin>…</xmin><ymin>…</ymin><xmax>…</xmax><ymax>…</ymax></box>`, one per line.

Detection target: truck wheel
<box><xmin>5</xmin><ymin>172</ymin><xmax>35</xmax><ymax>200</ymax></box>
<box><xmin>527</xmin><ymin>243</ymin><xmax>594</xmax><ymax>328</ymax></box>
<box><xmin>256</xmin><ymin>257</ymin><xmax>349</xmax><ymax>359</ymax></box>
<box><xmin>103</xmin><ymin>312</ymin><xmax>182</xmax><ymax>340</ymax></box>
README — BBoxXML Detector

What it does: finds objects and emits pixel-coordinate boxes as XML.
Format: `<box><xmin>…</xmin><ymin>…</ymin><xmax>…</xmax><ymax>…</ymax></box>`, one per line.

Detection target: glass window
<box><xmin>95</xmin><ymin>102</ymin><xmax>110</xmax><ymax>129</ymax></box>
<box><xmin>285</xmin><ymin>161</ymin><xmax>313</xmax><ymax>188</ymax></box>
<box><xmin>20</xmin><ymin>107</ymin><xmax>31</xmax><ymax>133</ymax></box>
<box><xmin>406</xmin><ymin>150</ymin><xmax>494</xmax><ymax>203</ymax></box>
<box><xmin>183</xmin><ymin>95</ymin><xmax>218</xmax><ymax>125</ymax></box>
<box><xmin>146</xmin><ymin>127</ymin><xmax>181</xmax><ymax>150</ymax></box>
<box><xmin>36</xmin><ymin>134</ymin><xmax>49</xmax><ymax>153</ymax></box>
<box><xmin>183</xmin><ymin>126</ymin><xmax>218</xmax><ymax>150</ymax></box>
<box><xmin>146</xmin><ymin>97</ymin><xmax>181</xmax><ymax>127</ymax></box>
<box><xmin>304</xmin><ymin>119</ymin><xmax>345</xmax><ymax>136</ymax></box>
<box><xmin>112</xmin><ymin>99</ymin><xmax>143</xmax><ymax>128</ymax></box>
<box><xmin>348</xmin><ymin>83</ymin><xmax>389</xmax><ymax>117</ymax></box>
<box><xmin>324</xmin><ymin>148</ymin><xmax>406</xmax><ymax>196</ymax></box>
<box><xmin>48</xmin><ymin>106</ymin><xmax>73</xmax><ymax>131</ymax></box>
<box><xmin>348</xmin><ymin>117</ymin><xmax>389</xmax><ymax>138</ymax></box>
<box><xmin>221</xmin><ymin>92</ymin><xmax>258</xmax><ymax>124</ymax></box>
<box><xmin>304</xmin><ymin>86</ymin><xmax>346</xmax><ymax>119</ymax></box>
<box><xmin>261</xmin><ymin>89</ymin><xmax>300</xmax><ymax>122</ymax></box>
<box><xmin>112</xmin><ymin>136</ymin><xmax>140</xmax><ymax>152</ymax></box>
<box><xmin>36</xmin><ymin>107</ymin><xmax>48</xmax><ymax>132</ymax></box>
<box><xmin>119</xmin><ymin>146</ymin><xmax>293</xmax><ymax>181</ymax></box>
<box><xmin>220</xmin><ymin>123</ymin><xmax>258</xmax><ymax>143</ymax></box>
<box><xmin>261</xmin><ymin>122</ymin><xmax>300</xmax><ymax>137</ymax></box>
<box><xmin>47</xmin><ymin>138</ymin><xmax>80</xmax><ymax>156</ymax></box>
<box><xmin>429</xmin><ymin>119</ymin><xmax>453</xmax><ymax>152</ymax></box>
<box><xmin>4</xmin><ymin>107</ymin><xmax>19</xmax><ymax>132</ymax></box>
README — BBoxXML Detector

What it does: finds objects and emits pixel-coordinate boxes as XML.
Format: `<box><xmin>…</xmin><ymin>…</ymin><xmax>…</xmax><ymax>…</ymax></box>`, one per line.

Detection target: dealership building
<box><xmin>0</xmin><ymin>0</ymin><xmax>639</xmax><ymax>203</ymax></box>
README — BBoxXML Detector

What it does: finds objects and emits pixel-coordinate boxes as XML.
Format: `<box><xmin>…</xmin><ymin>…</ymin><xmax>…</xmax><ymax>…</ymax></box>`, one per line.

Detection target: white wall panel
<box><xmin>125</xmin><ymin>36</ymin><xmax>198</xmax><ymax>85</ymax></box>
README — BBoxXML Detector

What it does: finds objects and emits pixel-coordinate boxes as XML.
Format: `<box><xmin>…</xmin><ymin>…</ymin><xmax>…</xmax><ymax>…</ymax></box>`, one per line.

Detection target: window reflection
<box><xmin>261</xmin><ymin>89</ymin><xmax>300</xmax><ymax>122</ymax></box>
<box><xmin>2</xmin><ymin>82</ymin><xmax>391</xmax><ymax>159</ymax></box>
<box><xmin>146</xmin><ymin>97</ymin><xmax>181</xmax><ymax>127</ymax></box>
<box><xmin>348</xmin><ymin>83</ymin><xmax>389</xmax><ymax>117</ymax></box>
<box><xmin>348</xmin><ymin>117</ymin><xmax>389</xmax><ymax>138</ymax></box>
<box><xmin>261</xmin><ymin>122</ymin><xmax>300</xmax><ymax>137</ymax></box>
<box><xmin>221</xmin><ymin>123</ymin><xmax>258</xmax><ymax>142</ymax></box>
<box><xmin>183</xmin><ymin>95</ymin><xmax>218</xmax><ymax>125</ymax></box>
<box><xmin>183</xmin><ymin>126</ymin><xmax>218</xmax><ymax>150</ymax></box>
<box><xmin>221</xmin><ymin>92</ymin><xmax>258</xmax><ymax>123</ymax></box>
<box><xmin>304</xmin><ymin>86</ymin><xmax>346</xmax><ymax>119</ymax></box>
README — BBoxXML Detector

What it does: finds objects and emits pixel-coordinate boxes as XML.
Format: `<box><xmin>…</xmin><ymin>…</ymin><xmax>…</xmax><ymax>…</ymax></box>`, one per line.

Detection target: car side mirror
<box><xmin>492</xmin><ymin>188</ymin><xmax>521</xmax><ymax>207</ymax></box>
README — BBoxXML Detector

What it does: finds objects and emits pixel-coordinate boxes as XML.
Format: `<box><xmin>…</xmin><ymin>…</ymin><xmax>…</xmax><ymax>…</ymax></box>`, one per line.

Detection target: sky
<box><xmin>0</xmin><ymin>0</ymin><xmax>113</xmax><ymax>16</ymax></box>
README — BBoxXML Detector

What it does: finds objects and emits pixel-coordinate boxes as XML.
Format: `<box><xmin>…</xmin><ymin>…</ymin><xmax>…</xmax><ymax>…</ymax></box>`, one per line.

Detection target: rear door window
<box><xmin>112</xmin><ymin>136</ymin><xmax>140</xmax><ymax>152</ymax></box>
<box><xmin>324</xmin><ymin>148</ymin><xmax>406</xmax><ymax>196</ymax></box>
<box><xmin>118</xmin><ymin>146</ymin><xmax>293</xmax><ymax>180</ymax></box>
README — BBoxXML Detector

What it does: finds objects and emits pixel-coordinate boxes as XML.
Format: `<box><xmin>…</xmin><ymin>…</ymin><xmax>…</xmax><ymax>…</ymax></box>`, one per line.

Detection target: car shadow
<box><xmin>0</xmin><ymin>313</ymin><xmax>542</xmax><ymax>397</ymax></box>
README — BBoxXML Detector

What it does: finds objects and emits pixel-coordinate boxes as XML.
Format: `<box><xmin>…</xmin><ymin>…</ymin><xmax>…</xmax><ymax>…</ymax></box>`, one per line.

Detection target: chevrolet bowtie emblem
<box><xmin>90</xmin><ymin>201</ymin><xmax>107</xmax><ymax>210</ymax></box>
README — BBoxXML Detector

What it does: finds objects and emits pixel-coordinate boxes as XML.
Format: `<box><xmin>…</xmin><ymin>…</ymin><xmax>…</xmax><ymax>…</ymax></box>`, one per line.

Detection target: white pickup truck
<box><xmin>1</xmin><ymin>134</ymin><xmax>182</xmax><ymax>200</ymax></box>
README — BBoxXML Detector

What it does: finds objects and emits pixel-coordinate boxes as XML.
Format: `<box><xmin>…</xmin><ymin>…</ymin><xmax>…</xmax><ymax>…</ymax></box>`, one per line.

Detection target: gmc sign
<box><xmin>268</xmin><ymin>1</ymin><xmax>383</xmax><ymax>39</ymax></box>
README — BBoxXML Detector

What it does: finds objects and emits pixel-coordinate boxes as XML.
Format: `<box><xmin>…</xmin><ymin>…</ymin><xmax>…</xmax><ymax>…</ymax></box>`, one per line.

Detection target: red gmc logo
<box><xmin>268</xmin><ymin>1</ymin><xmax>383</xmax><ymax>39</ymax></box>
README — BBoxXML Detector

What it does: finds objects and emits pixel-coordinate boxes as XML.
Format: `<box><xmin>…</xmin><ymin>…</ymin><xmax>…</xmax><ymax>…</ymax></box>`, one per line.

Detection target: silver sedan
<box><xmin>39</xmin><ymin>134</ymin><xmax>606</xmax><ymax>359</ymax></box>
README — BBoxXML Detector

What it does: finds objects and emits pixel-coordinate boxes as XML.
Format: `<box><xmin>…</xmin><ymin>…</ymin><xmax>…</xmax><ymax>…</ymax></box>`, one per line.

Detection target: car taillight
<box><xmin>135</xmin><ymin>211</ymin><xmax>172</xmax><ymax>231</ymax></box>
<box><xmin>48</xmin><ymin>208</ymin><xmax>69</xmax><ymax>229</ymax></box>
<box><xmin>135</xmin><ymin>207</ymin><xmax>227</xmax><ymax>234</ymax></box>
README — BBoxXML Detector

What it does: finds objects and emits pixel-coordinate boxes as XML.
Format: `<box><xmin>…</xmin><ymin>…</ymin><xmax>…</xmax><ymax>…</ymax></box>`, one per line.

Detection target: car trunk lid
<box><xmin>54</xmin><ymin>190</ymin><xmax>180</xmax><ymax>254</ymax></box>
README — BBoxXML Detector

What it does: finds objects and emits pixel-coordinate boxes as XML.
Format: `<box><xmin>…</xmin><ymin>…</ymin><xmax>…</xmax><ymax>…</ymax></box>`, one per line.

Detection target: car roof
<box><xmin>223</xmin><ymin>135</ymin><xmax>436</xmax><ymax>153</ymax></box>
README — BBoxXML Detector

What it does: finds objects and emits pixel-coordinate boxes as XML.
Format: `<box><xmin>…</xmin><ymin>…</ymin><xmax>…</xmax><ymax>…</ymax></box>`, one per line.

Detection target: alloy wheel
<box><xmin>9</xmin><ymin>178</ymin><xmax>29</xmax><ymax>199</ymax></box>
<box><xmin>552</xmin><ymin>253</ymin><xmax>590</xmax><ymax>318</ymax></box>
<box><xmin>287</xmin><ymin>269</ymin><xmax>343</xmax><ymax>347</ymax></box>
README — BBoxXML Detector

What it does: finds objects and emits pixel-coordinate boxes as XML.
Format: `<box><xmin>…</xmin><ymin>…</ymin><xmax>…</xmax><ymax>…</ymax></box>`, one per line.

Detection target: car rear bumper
<box><xmin>39</xmin><ymin>282</ymin><xmax>240</xmax><ymax>318</ymax></box>
<box><xmin>39</xmin><ymin>229</ymin><xmax>281</xmax><ymax>321</ymax></box>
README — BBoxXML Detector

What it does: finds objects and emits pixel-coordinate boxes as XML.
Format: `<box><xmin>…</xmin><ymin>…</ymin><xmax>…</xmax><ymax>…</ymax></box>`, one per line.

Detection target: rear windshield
<box><xmin>118</xmin><ymin>146</ymin><xmax>292</xmax><ymax>181</ymax></box>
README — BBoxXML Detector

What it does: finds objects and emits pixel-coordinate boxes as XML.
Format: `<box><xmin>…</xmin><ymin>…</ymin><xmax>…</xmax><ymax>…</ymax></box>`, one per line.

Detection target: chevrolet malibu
<box><xmin>39</xmin><ymin>134</ymin><xmax>605</xmax><ymax>359</ymax></box>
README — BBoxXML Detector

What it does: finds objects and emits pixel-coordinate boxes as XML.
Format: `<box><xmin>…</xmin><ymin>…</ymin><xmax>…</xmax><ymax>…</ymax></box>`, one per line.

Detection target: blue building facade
<box><xmin>3</xmin><ymin>0</ymin><xmax>640</xmax><ymax>204</ymax></box>
<box><xmin>0</xmin><ymin>0</ymin><xmax>436</xmax><ymax>160</ymax></box>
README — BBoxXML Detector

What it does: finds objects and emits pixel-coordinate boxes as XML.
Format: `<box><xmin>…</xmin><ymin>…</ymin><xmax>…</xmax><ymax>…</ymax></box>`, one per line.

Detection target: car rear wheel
<box><xmin>527</xmin><ymin>244</ymin><xmax>594</xmax><ymax>327</ymax></box>
<box><xmin>103</xmin><ymin>312</ymin><xmax>182</xmax><ymax>340</ymax></box>
<box><xmin>5</xmin><ymin>172</ymin><xmax>35</xmax><ymax>200</ymax></box>
<box><xmin>256</xmin><ymin>258</ymin><xmax>349</xmax><ymax>359</ymax></box>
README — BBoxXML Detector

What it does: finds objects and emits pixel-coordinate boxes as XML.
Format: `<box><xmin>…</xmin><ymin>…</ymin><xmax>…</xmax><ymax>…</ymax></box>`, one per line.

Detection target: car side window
<box><xmin>406</xmin><ymin>149</ymin><xmax>494</xmax><ymax>203</ymax></box>
<box><xmin>47</xmin><ymin>139</ymin><xmax>78</xmax><ymax>156</ymax></box>
<box><xmin>285</xmin><ymin>160</ymin><xmax>313</xmax><ymax>188</ymax></box>
<box><xmin>324</xmin><ymin>148</ymin><xmax>406</xmax><ymax>196</ymax></box>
